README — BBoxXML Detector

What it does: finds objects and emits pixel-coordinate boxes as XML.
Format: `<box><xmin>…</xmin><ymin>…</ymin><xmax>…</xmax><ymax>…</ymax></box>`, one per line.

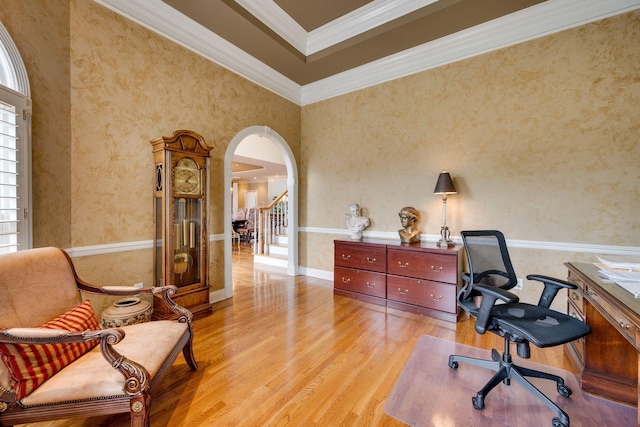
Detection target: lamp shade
<box><xmin>433</xmin><ymin>172</ymin><xmax>457</xmax><ymax>194</ymax></box>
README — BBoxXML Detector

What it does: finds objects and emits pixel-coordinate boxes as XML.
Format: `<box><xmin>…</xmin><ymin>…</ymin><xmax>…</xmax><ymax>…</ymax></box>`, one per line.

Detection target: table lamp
<box><xmin>434</xmin><ymin>171</ymin><xmax>457</xmax><ymax>247</ymax></box>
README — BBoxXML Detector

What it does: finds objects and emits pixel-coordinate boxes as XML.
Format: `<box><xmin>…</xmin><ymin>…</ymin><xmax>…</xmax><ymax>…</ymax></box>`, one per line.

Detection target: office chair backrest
<box><xmin>460</xmin><ymin>230</ymin><xmax>518</xmax><ymax>299</ymax></box>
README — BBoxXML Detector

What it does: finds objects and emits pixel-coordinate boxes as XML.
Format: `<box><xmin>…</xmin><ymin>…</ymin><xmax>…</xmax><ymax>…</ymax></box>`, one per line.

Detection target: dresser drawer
<box><xmin>387</xmin><ymin>275</ymin><xmax>457</xmax><ymax>313</ymax></box>
<box><xmin>334</xmin><ymin>242</ymin><xmax>386</xmax><ymax>273</ymax></box>
<box><xmin>387</xmin><ymin>249</ymin><xmax>457</xmax><ymax>283</ymax></box>
<box><xmin>334</xmin><ymin>266</ymin><xmax>386</xmax><ymax>298</ymax></box>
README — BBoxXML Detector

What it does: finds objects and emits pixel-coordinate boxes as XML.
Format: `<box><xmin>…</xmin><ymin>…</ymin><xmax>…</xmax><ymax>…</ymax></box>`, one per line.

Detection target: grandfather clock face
<box><xmin>173</xmin><ymin>157</ymin><xmax>200</xmax><ymax>195</ymax></box>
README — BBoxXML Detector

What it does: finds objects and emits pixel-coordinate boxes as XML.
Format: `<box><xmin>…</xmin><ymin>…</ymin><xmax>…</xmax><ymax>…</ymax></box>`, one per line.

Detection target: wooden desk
<box><xmin>565</xmin><ymin>262</ymin><xmax>640</xmax><ymax>424</ymax></box>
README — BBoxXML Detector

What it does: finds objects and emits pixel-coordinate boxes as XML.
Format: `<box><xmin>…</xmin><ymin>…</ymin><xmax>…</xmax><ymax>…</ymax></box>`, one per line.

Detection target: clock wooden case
<box><xmin>150</xmin><ymin>130</ymin><xmax>213</xmax><ymax>320</ymax></box>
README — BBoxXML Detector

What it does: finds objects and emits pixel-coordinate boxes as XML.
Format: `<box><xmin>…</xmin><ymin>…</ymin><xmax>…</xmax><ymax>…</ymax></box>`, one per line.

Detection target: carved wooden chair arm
<box><xmin>0</xmin><ymin>328</ymin><xmax>150</xmax><ymax>397</ymax></box>
<box><xmin>151</xmin><ymin>285</ymin><xmax>194</xmax><ymax>325</ymax></box>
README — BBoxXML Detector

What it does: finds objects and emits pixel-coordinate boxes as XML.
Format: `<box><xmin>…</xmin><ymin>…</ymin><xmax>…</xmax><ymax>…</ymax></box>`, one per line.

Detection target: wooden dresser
<box><xmin>565</xmin><ymin>262</ymin><xmax>640</xmax><ymax>421</ymax></box>
<box><xmin>334</xmin><ymin>238</ymin><xmax>463</xmax><ymax>322</ymax></box>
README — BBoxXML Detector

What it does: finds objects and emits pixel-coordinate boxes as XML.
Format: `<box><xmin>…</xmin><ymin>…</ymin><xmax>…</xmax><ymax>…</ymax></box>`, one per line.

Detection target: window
<box><xmin>0</xmin><ymin>20</ymin><xmax>31</xmax><ymax>253</ymax></box>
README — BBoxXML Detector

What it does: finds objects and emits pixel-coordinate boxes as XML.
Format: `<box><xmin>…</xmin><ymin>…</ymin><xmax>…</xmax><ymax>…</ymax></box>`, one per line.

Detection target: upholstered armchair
<box><xmin>0</xmin><ymin>247</ymin><xmax>198</xmax><ymax>427</ymax></box>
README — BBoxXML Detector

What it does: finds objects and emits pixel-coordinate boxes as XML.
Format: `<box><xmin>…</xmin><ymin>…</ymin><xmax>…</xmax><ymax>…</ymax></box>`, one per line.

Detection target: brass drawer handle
<box><xmin>620</xmin><ymin>322</ymin><xmax>632</xmax><ymax>330</ymax></box>
<box><xmin>366</xmin><ymin>282</ymin><xmax>375</xmax><ymax>288</ymax></box>
<box><xmin>341</xmin><ymin>254</ymin><xmax>351</xmax><ymax>260</ymax></box>
<box><xmin>571</xmin><ymin>293</ymin><xmax>580</xmax><ymax>301</ymax></box>
<box><xmin>398</xmin><ymin>288</ymin><xmax>409</xmax><ymax>295</ymax></box>
<box><xmin>430</xmin><ymin>265</ymin><xmax>443</xmax><ymax>272</ymax></box>
<box><xmin>366</xmin><ymin>257</ymin><xmax>376</xmax><ymax>263</ymax></box>
<box><xmin>430</xmin><ymin>293</ymin><xmax>442</xmax><ymax>301</ymax></box>
<box><xmin>398</xmin><ymin>262</ymin><xmax>409</xmax><ymax>268</ymax></box>
<box><xmin>341</xmin><ymin>277</ymin><xmax>350</xmax><ymax>284</ymax></box>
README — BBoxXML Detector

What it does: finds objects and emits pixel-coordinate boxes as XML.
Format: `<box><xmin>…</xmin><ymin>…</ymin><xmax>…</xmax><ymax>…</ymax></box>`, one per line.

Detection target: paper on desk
<box><xmin>596</xmin><ymin>268</ymin><xmax>640</xmax><ymax>298</ymax></box>
<box><xmin>597</xmin><ymin>268</ymin><xmax>640</xmax><ymax>282</ymax></box>
<box><xmin>596</xmin><ymin>255</ymin><xmax>640</xmax><ymax>271</ymax></box>
<box><xmin>613</xmin><ymin>281</ymin><xmax>640</xmax><ymax>298</ymax></box>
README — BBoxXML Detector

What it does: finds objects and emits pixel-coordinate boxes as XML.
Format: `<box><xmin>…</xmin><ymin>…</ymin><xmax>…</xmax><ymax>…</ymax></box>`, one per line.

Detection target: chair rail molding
<box><xmin>299</xmin><ymin>227</ymin><xmax>640</xmax><ymax>256</ymax></box>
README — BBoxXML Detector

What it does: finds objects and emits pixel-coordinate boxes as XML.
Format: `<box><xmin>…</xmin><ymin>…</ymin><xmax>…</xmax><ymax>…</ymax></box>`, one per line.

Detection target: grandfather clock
<box><xmin>150</xmin><ymin>130</ymin><xmax>213</xmax><ymax>320</ymax></box>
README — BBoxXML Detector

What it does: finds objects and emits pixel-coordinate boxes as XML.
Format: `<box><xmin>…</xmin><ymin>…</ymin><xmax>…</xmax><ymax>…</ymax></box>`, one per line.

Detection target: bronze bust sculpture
<box><xmin>398</xmin><ymin>206</ymin><xmax>421</xmax><ymax>243</ymax></box>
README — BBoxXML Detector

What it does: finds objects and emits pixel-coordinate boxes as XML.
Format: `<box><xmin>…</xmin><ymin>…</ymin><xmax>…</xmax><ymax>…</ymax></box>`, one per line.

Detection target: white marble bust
<box><xmin>345</xmin><ymin>203</ymin><xmax>370</xmax><ymax>240</ymax></box>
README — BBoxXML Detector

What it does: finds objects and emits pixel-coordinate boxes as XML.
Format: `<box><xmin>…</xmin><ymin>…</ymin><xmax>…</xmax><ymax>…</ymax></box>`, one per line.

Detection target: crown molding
<box><xmin>301</xmin><ymin>0</ymin><xmax>640</xmax><ymax>104</ymax></box>
<box><xmin>95</xmin><ymin>0</ymin><xmax>301</xmax><ymax>103</ymax></box>
<box><xmin>308</xmin><ymin>0</ymin><xmax>439</xmax><ymax>55</ymax></box>
<box><xmin>234</xmin><ymin>0</ymin><xmax>308</xmax><ymax>54</ymax></box>
<box><xmin>96</xmin><ymin>0</ymin><xmax>640</xmax><ymax>106</ymax></box>
<box><xmin>236</xmin><ymin>0</ymin><xmax>438</xmax><ymax>56</ymax></box>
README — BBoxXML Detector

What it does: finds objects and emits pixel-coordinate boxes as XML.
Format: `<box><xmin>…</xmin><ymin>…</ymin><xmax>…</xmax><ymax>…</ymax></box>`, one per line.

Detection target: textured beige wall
<box><xmin>0</xmin><ymin>0</ymin><xmax>301</xmax><ymax>291</ymax></box>
<box><xmin>301</xmin><ymin>11</ymin><xmax>639</xmax><ymax>252</ymax></box>
<box><xmin>0</xmin><ymin>0</ymin><xmax>72</xmax><ymax>249</ymax></box>
<box><xmin>238</xmin><ymin>181</ymin><xmax>269</xmax><ymax>208</ymax></box>
<box><xmin>300</xmin><ymin>11</ymin><xmax>640</xmax><ymax>306</ymax></box>
<box><xmin>1</xmin><ymin>1</ymin><xmax>638</xmax><ymax>311</ymax></box>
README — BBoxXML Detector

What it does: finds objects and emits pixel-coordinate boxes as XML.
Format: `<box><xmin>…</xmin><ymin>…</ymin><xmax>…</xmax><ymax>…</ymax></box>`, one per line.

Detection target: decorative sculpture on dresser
<box><xmin>398</xmin><ymin>206</ymin><xmax>421</xmax><ymax>243</ymax></box>
<box><xmin>345</xmin><ymin>203</ymin><xmax>370</xmax><ymax>240</ymax></box>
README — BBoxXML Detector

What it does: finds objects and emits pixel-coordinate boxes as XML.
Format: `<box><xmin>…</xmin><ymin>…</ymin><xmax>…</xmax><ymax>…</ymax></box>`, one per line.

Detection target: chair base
<box><xmin>449</xmin><ymin>344</ymin><xmax>571</xmax><ymax>427</ymax></box>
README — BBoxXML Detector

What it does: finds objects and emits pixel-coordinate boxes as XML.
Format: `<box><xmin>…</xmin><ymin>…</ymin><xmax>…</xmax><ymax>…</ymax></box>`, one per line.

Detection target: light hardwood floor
<box><xmin>21</xmin><ymin>245</ymin><xmax>575</xmax><ymax>427</ymax></box>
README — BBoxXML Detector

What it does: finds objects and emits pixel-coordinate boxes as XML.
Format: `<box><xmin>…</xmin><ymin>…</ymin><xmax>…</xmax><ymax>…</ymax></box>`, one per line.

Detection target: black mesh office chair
<box><xmin>448</xmin><ymin>230</ymin><xmax>591</xmax><ymax>427</ymax></box>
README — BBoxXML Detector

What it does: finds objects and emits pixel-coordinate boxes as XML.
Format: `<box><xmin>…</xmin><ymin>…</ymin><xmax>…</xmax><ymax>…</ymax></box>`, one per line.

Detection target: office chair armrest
<box><xmin>527</xmin><ymin>274</ymin><xmax>577</xmax><ymax>309</ymax></box>
<box><xmin>474</xmin><ymin>284</ymin><xmax>519</xmax><ymax>334</ymax></box>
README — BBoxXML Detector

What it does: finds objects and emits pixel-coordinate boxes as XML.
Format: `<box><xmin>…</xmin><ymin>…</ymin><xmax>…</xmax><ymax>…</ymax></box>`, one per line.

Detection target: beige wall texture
<box><xmin>1</xmin><ymin>1</ymin><xmax>638</xmax><ymax>311</ymax></box>
<box><xmin>0</xmin><ymin>0</ymin><xmax>301</xmax><ymax>293</ymax></box>
<box><xmin>1</xmin><ymin>0</ymin><xmax>73</xmax><ymax>249</ymax></box>
<box><xmin>300</xmin><ymin>11</ymin><xmax>639</xmax><ymax>306</ymax></box>
<box><xmin>238</xmin><ymin>181</ymin><xmax>269</xmax><ymax>208</ymax></box>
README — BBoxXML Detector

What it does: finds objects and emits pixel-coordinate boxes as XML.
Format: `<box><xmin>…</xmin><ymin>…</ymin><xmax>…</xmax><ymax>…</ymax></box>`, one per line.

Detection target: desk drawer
<box><xmin>334</xmin><ymin>243</ymin><xmax>386</xmax><ymax>273</ymax></box>
<box><xmin>334</xmin><ymin>267</ymin><xmax>386</xmax><ymax>298</ymax></box>
<box><xmin>387</xmin><ymin>249</ymin><xmax>457</xmax><ymax>283</ymax></box>
<box><xmin>568</xmin><ymin>288</ymin><xmax>584</xmax><ymax>315</ymax></box>
<box><xmin>567</xmin><ymin>270</ymin><xmax>586</xmax><ymax>291</ymax></box>
<box><xmin>387</xmin><ymin>275</ymin><xmax>457</xmax><ymax>313</ymax></box>
<box><xmin>567</xmin><ymin>301</ymin><xmax>585</xmax><ymax>362</ymax></box>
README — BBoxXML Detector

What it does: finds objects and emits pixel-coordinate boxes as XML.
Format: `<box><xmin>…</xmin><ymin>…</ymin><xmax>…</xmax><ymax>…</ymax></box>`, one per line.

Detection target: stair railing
<box><xmin>255</xmin><ymin>189</ymin><xmax>288</xmax><ymax>255</ymax></box>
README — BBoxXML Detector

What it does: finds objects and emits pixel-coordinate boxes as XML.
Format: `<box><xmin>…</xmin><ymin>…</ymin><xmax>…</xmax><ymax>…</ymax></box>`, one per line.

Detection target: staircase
<box><xmin>253</xmin><ymin>232</ymin><xmax>288</xmax><ymax>268</ymax></box>
<box><xmin>252</xmin><ymin>190</ymin><xmax>289</xmax><ymax>269</ymax></box>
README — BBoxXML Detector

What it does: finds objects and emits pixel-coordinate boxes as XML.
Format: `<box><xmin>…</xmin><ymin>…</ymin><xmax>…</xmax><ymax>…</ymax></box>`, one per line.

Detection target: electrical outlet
<box><xmin>133</xmin><ymin>282</ymin><xmax>144</xmax><ymax>288</ymax></box>
<box><xmin>515</xmin><ymin>278</ymin><xmax>523</xmax><ymax>290</ymax></box>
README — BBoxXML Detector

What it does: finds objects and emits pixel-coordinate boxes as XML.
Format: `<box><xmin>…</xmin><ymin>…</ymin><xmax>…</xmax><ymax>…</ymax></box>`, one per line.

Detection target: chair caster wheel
<box><xmin>552</xmin><ymin>417</ymin><xmax>567</xmax><ymax>427</ymax></box>
<box><xmin>448</xmin><ymin>359</ymin><xmax>458</xmax><ymax>370</ymax></box>
<box><xmin>557</xmin><ymin>383</ymin><xmax>572</xmax><ymax>397</ymax></box>
<box><xmin>472</xmin><ymin>394</ymin><xmax>484</xmax><ymax>410</ymax></box>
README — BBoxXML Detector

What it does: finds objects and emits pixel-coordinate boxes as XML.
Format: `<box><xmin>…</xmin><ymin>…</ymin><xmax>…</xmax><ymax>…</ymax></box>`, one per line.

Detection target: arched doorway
<box><xmin>223</xmin><ymin>126</ymin><xmax>299</xmax><ymax>299</ymax></box>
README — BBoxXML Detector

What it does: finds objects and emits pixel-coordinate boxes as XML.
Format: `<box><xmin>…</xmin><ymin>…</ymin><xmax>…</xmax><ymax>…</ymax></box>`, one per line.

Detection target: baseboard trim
<box><xmin>299</xmin><ymin>266</ymin><xmax>334</xmax><ymax>282</ymax></box>
<box><xmin>209</xmin><ymin>288</ymin><xmax>228</xmax><ymax>304</ymax></box>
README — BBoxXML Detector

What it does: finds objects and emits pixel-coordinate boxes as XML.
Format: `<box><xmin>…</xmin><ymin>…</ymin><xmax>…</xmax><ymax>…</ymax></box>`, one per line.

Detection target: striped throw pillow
<box><xmin>0</xmin><ymin>300</ymin><xmax>100</xmax><ymax>400</ymax></box>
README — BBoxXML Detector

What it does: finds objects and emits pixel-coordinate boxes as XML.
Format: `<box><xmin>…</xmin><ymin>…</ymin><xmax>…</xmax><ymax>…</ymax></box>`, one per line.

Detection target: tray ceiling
<box><xmin>97</xmin><ymin>0</ymin><xmax>640</xmax><ymax>104</ymax></box>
